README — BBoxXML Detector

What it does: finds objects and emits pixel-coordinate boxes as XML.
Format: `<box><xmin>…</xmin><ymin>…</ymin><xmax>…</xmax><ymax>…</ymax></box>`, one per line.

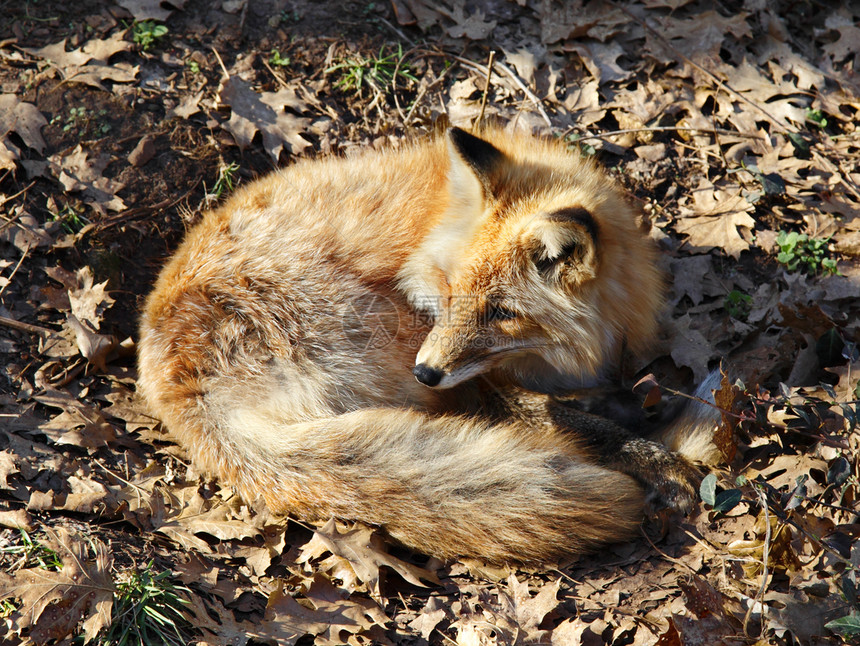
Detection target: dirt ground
<box><xmin>0</xmin><ymin>0</ymin><xmax>859</xmax><ymax>644</ymax></box>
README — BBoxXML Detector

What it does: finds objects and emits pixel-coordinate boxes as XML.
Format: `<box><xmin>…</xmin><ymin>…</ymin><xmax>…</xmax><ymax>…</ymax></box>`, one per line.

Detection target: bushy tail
<box><xmin>657</xmin><ymin>370</ymin><xmax>724</xmax><ymax>466</ymax></box>
<box><xmin>192</xmin><ymin>407</ymin><xmax>647</xmax><ymax>565</ymax></box>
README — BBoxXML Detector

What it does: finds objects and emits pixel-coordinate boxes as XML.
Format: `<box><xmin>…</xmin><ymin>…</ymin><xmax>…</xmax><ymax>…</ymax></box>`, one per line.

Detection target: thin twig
<box><xmin>570</xmin><ymin>125</ymin><xmax>761</xmax><ymax>142</ymax></box>
<box><xmin>0</xmin><ymin>245</ymin><xmax>29</xmax><ymax>299</ymax></box>
<box><xmin>478</xmin><ymin>50</ymin><xmax>496</xmax><ymax>126</ymax></box>
<box><xmin>448</xmin><ymin>53</ymin><xmax>552</xmax><ymax>127</ymax></box>
<box><xmin>493</xmin><ymin>58</ymin><xmax>552</xmax><ymax>127</ymax></box>
<box><xmin>261</xmin><ymin>57</ymin><xmax>289</xmax><ymax>90</ymax></box>
<box><xmin>0</xmin><ymin>315</ymin><xmax>56</xmax><ymax>337</ymax></box>
<box><xmin>743</xmin><ymin>486</ymin><xmax>771</xmax><ymax>637</ymax></box>
<box><xmin>210</xmin><ymin>46</ymin><xmax>229</xmax><ymax>78</ymax></box>
<box><xmin>404</xmin><ymin>53</ymin><xmax>458</xmax><ymax>125</ymax></box>
<box><xmin>377</xmin><ymin>16</ymin><xmax>416</xmax><ymax>46</ymax></box>
<box><xmin>0</xmin><ymin>180</ymin><xmax>35</xmax><ymax>208</ymax></box>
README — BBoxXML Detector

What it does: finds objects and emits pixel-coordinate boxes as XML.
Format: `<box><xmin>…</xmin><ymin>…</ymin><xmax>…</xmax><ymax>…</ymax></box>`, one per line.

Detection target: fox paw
<box><xmin>616</xmin><ymin>438</ymin><xmax>703</xmax><ymax>514</ymax></box>
<box><xmin>642</xmin><ymin>456</ymin><xmax>703</xmax><ymax>515</ymax></box>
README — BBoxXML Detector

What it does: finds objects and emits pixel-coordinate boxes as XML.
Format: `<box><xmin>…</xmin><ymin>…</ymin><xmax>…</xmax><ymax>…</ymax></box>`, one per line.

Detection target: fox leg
<box><xmin>217</xmin><ymin>407</ymin><xmax>645</xmax><ymax>564</ymax></box>
<box><xmin>490</xmin><ymin>390</ymin><xmax>702</xmax><ymax>513</ymax></box>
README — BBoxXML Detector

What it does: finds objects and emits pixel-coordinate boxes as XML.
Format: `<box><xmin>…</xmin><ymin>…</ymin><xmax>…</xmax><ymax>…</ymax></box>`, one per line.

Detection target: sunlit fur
<box><xmin>139</xmin><ymin>127</ymin><xmax>711</xmax><ymax>564</ymax></box>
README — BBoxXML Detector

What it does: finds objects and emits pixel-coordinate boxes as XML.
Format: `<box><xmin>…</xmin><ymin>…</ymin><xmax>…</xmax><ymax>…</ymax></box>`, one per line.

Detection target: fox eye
<box><xmin>486</xmin><ymin>303</ymin><xmax>517</xmax><ymax>323</ymax></box>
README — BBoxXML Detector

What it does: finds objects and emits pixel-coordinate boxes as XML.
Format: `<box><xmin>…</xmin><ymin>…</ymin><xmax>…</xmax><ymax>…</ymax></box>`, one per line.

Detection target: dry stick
<box><xmin>211</xmin><ymin>46</ymin><xmax>230</xmax><ymax>79</ymax></box>
<box><xmin>377</xmin><ymin>16</ymin><xmax>416</xmax><ymax>47</ymax></box>
<box><xmin>404</xmin><ymin>53</ymin><xmax>459</xmax><ymax>125</ymax></box>
<box><xmin>448</xmin><ymin>54</ymin><xmax>552</xmax><ymax>128</ymax></box>
<box><xmin>391</xmin><ymin>48</ymin><xmax>412</xmax><ymax>124</ymax></box>
<box><xmin>0</xmin><ymin>245</ymin><xmax>29</xmax><ymax>300</ymax></box>
<box><xmin>0</xmin><ymin>180</ymin><xmax>35</xmax><ymax>209</ymax></box>
<box><xmin>93</xmin><ymin>183</ymin><xmax>199</xmax><ymax>233</ymax></box>
<box><xmin>493</xmin><ymin>58</ymin><xmax>552</xmax><ymax>128</ymax></box>
<box><xmin>477</xmin><ymin>50</ymin><xmax>496</xmax><ymax>126</ymax></box>
<box><xmin>0</xmin><ymin>315</ymin><xmax>55</xmax><ymax>337</ymax></box>
<box><xmin>261</xmin><ymin>57</ymin><xmax>288</xmax><ymax>90</ymax></box>
<box><xmin>743</xmin><ymin>486</ymin><xmax>771</xmax><ymax>638</ymax></box>
<box><xmin>571</xmin><ymin>125</ymin><xmax>761</xmax><ymax>142</ymax></box>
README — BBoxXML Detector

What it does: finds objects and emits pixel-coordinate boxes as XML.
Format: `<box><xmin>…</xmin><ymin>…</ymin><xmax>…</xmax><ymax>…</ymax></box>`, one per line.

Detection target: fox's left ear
<box><xmin>529</xmin><ymin>207</ymin><xmax>599</xmax><ymax>287</ymax></box>
<box><xmin>447</xmin><ymin>128</ymin><xmax>505</xmax><ymax>198</ymax></box>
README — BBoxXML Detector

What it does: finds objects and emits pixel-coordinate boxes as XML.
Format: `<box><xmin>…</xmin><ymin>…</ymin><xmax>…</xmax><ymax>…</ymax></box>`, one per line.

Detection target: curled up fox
<box><xmin>138</xmin><ymin>126</ymin><xmax>721</xmax><ymax>564</ymax></box>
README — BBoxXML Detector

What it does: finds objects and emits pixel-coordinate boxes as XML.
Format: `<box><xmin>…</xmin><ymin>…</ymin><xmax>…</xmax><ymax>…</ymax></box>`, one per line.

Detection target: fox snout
<box><xmin>413</xmin><ymin>363</ymin><xmax>443</xmax><ymax>387</ymax></box>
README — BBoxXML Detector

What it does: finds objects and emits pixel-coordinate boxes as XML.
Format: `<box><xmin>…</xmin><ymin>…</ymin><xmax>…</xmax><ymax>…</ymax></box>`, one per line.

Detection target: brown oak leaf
<box><xmin>0</xmin><ymin>528</ymin><xmax>114</xmax><ymax>644</ymax></box>
<box><xmin>675</xmin><ymin>179</ymin><xmax>755</xmax><ymax>257</ymax></box>
<box><xmin>218</xmin><ymin>77</ymin><xmax>311</xmax><ymax>161</ymax></box>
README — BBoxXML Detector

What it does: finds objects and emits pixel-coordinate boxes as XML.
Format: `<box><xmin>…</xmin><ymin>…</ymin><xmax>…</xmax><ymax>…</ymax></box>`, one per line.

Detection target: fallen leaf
<box><xmin>66</xmin><ymin>314</ymin><xmax>118</xmax><ymax>371</ymax></box>
<box><xmin>117</xmin><ymin>0</ymin><xmax>187</xmax><ymax>21</ymax></box>
<box><xmin>504</xmin><ymin>574</ymin><xmax>561</xmax><ymax>642</ymax></box>
<box><xmin>218</xmin><ymin>77</ymin><xmax>311</xmax><ymax>161</ymax></box>
<box><xmin>297</xmin><ymin>519</ymin><xmax>438</xmax><ymax>597</ymax></box>
<box><xmin>0</xmin><ymin>94</ymin><xmax>47</xmax><ymax>156</ymax></box>
<box><xmin>248</xmin><ymin>580</ymin><xmax>386</xmax><ymax>646</ymax></box>
<box><xmin>0</xmin><ymin>451</ymin><xmax>18</xmax><ymax>488</ymax></box>
<box><xmin>504</xmin><ymin>47</ymin><xmax>538</xmax><ymax>87</ymax></box>
<box><xmin>823</xmin><ymin>8</ymin><xmax>860</xmax><ymax>63</ymax></box>
<box><xmin>407</xmin><ymin>595</ymin><xmax>448</xmax><ymax>640</ymax></box>
<box><xmin>26</xmin><ymin>32</ymin><xmax>138</xmax><ymax>90</ymax></box>
<box><xmin>0</xmin><ymin>206</ymin><xmax>55</xmax><ymax>251</ymax></box>
<box><xmin>48</xmin><ymin>145</ymin><xmax>126</xmax><ymax>213</ymax></box>
<box><xmin>675</xmin><ymin>180</ymin><xmax>756</xmax><ymax>257</ymax></box>
<box><xmin>446</xmin><ymin>6</ymin><xmax>497</xmax><ymax>40</ymax></box>
<box><xmin>0</xmin><ymin>509</ymin><xmax>33</xmax><ymax>530</ymax></box>
<box><xmin>667</xmin><ymin>314</ymin><xmax>715</xmax><ymax>382</ymax></box>
<box><xmin>68</xmin><ymin>266</ymin><xmax>115</xmax><ymax>329</ymax></box>
<box><xmin>168</xmin><ymin>90</ymin><xmax>204</xmax><ymax>119</ymax></box>
<box><xmin>152</xmin><ymin>487</ymin><xmax>257</xmax><ymax>552</ymax></box>
<box><xmin>0</xmin><ymin>528</ymin><xmax>114</xmax><ymax>644</ymax></box>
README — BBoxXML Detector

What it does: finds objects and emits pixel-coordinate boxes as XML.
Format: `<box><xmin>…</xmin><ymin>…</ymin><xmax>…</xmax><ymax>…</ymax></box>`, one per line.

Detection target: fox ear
<box><xmin>447</xmin><ymin>128</ymin><xmax>504</xmax><ymax>196</ymax></box>
<box><xmin>530</xmin><ymin>208</ymin><xmax>599</xmax><ymax>286</ymax></box>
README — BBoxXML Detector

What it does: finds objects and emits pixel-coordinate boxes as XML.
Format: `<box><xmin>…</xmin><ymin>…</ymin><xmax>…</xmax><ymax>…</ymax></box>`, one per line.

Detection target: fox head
<box><xmin>399</xmin><ymin>127</ymin><xmax>664</xmax><ymax>390</ymax></box>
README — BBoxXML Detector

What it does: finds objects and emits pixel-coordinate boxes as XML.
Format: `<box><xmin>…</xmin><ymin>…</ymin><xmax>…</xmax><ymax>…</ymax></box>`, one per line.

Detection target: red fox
<box><xmin>138</xmin><ymin>127</ymin><xmax>720</xmax><ymax>564</ymax></box>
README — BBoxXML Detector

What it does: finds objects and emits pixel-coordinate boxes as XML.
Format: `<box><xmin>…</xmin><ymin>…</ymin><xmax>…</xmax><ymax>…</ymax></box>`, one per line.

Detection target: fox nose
<box><xmin>413</xmin><ymin>363</ymin><xmax>443</xmax><ymax>387</ymax></box>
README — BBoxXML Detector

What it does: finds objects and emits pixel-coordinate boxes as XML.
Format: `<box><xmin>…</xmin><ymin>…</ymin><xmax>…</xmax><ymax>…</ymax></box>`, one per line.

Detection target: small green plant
<box><xmin>205</xmin><ymin>162</ymin><xmax>240</xmax><ymax>203</ymax></box>
<box><xmin>186</xmin><ymin>59</ymin><xmax>200</xmax><ymax>74</ymax></box>
<box><xmin>805</xmin><ymin>107</ymin><xmax>828</xmax><ymax>129</ymax></box>
<box><xmin>775</xmin><ymin>230</ymin><xmax>839</xmax><ymax>276</ymax></box>
<box><xmin>279</xmin><ymin>9</ymin><xmax>301</xmax><ymax>23</ymax></box>
<box><xmin>99</xmin><ymin>561</ymin><xmax>192</xmax><ymax>646</ymax></box>
<box><xmin>0</xmin><ymin>598</ymin><xmax>15</xmax><ymax>618</ymax></box>
<box><xmin>133</xmin><ymin>20</ymin><xmax>168</xmax><ymax>51</ymax></box>
<box><xmin>51</xmin><ymin>107</ymin><xmax>110</xmax><ymax>137</ymax></box>
<box><xmin>57</xmin><ymin>106</ymin><xmax>86</xmax><ymax>132</ymax></box>
<box><xmin>326</xmin><ymin>44</ymin><xmax>417</xmax><ymax>93</ymax></box>
<box><xmin>269</xmin><ymin>49</ymin><xmax>291</xmax><ymax>67</ymax></box>
<box><xmin>724</xmin><ymin>290</ymin><xmax>752</xmax><ymax>320</ymax></box>
<box><xmin>50</xmin><ymin>202</ymin><xmax>89</xmax><ymax>234</ymax></box>
<box><xmin>563</xmin><ymin>133</ymin><xmax>596</xmax><ymax>157</ymax></box>
<box><xmin>0</xmin><ymin>530</ymin><xmax>63</xmax><ymax>571</ymax></box>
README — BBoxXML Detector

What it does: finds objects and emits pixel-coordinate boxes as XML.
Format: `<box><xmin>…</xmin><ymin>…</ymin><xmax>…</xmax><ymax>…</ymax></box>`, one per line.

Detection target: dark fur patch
<box><xmin>449</xmin><ymin>128</ymin><xmax>505</xmax><ymax>181</ymax></box>
<box><xmin>546</xmin><ymin>207</ymin><xmax>599</xmax><ymax>244</ymax></box>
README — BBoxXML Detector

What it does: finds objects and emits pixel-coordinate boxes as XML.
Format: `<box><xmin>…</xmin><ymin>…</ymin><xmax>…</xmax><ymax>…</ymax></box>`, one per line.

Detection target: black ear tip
<box><xmin>447</xmin><ymin>126</ymin><xmax>470</xmax><ymax>144</ymax></box>
<box><xmin>448</xmin><ymin>127</ymin><xmax>504</xmax><ymax>176</ymax></box>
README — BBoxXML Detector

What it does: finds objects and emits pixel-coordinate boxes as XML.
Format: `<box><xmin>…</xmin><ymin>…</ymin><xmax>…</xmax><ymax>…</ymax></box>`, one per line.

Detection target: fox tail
<box><xmin>657</xmin><ymin>370</ymin><xmax>725</xmax><ymax>466</ymax></box>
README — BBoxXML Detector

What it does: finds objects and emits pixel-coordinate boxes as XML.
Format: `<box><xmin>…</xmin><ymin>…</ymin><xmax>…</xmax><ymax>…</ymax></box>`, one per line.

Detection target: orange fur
<box><xmin>139</xmin><ymin>127</ymin><xmax>715</xmax><ymax>563</ymax></box>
